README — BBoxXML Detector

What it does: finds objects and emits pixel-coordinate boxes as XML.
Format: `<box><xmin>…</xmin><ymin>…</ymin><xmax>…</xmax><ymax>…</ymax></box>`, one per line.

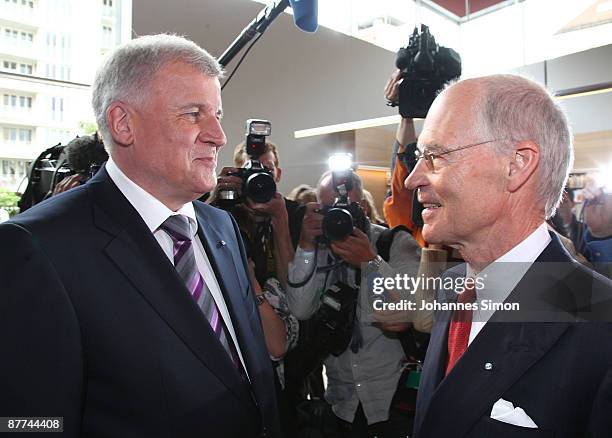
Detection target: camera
<box><xmin>318</xmin><ymin>160</ymin><xmax>368</xmax><ymax>242</ymax></box>
<box><xmin>394</xmin><ymin>24</ymin><xmax>461</xmax><ymax>118</ymax></box>
<box><xmin>319</xmin><ymin>201</ymin><xmax>368</xmax><ymax>243</ymax></box>
<box><xmin>19</xmin><ymin>134</ymin><xmax>107</xmax><ymax>212</ymax></box>
<box><xmin>308</xmin><ymin>281</ymin><xmax>358</xmax><ymax>357</ymax></box>
<box><xmin>218</xmin><ymin>119</ymin><xmax>277</xmax><ymax>205</ymax></box>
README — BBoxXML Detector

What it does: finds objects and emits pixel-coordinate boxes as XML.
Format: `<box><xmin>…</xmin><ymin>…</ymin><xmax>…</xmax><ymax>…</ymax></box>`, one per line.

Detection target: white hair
<box><xmin>91</xmin><ymin>34</ymin><xmax>223</xmax><ymax>153</ymax></box>
<box><xmin>316</xmin><ymin>170</ymin><xmax>364</xmax><ymax>201</ymax></box>
<box><xmin>474</xmin><ymin>74</ymin><xmax>573</xmax><ymax>219</ymax></box>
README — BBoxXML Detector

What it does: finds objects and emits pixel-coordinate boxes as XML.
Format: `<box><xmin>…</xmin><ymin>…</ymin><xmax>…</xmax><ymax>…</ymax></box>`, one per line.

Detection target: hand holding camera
<box><xmin>247</xmin><ymin>192</ymin><xmax>287</xmax><ymax>223</ymax></box>
<box><xmin>299</xmin><ymin>202</ymin><xmax>323</xmax><ymax>251</ymax></box>
<box><xmin>330</xmin><ymin>227</ymin><xmax>376</xmax><ymax>268</ymax></box>
<box><xmin>210</xmin><ymin>166</ymin><xmax>243</xmax><ymax>204</ymax></box>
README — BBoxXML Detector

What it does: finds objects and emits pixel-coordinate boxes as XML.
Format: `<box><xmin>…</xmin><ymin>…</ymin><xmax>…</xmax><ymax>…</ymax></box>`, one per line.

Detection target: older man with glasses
<box><xmin>406</xmin><ymin>74</ymin><xmax>612</xmax><ymax>438</ymax></box>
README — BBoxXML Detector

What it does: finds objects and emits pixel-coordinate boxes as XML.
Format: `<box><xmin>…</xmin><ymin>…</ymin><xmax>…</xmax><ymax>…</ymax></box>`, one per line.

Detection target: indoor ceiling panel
<box><xmin>430</xmin><ymin>0</ymin><xmax>509</xmax><ymax>17</ymax></box>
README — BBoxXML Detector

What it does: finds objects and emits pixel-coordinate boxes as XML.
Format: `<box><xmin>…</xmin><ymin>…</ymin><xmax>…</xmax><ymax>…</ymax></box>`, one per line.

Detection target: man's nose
<box><xmin>404</xmin><ymin>158</ymin><xmax>428</xmax><ymax>190</ymax></box>
<box><xmin>203</xmin><ymin>117</ymin><xmax>227</xmax><ymax>148</ymax></box>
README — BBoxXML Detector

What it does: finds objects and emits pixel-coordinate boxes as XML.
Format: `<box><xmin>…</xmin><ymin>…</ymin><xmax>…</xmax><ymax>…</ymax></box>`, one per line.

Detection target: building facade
<box><xmin>0</xmin><ymin>0</ymin><xmax>131</xmax><ymax>192</ymax></box>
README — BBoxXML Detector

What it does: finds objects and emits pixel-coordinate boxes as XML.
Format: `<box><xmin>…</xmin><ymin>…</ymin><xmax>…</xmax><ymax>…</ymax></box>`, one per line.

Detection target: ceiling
<box><xmin>429</xmin><ymin>0</ymin><xmax>509</xmax><ymax>17</ymax></box>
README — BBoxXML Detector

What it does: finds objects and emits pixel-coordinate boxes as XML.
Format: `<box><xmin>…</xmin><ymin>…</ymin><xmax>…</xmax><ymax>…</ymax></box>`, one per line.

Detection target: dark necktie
<box><xmin>445</xmin><ymin>283</ymin><xmax>477</xmax><ymax>375</ymax></box>
<box><xmin>161</xmin><ymin>215</ymin><xmax>244</xmax><ymax>373</ymax></box>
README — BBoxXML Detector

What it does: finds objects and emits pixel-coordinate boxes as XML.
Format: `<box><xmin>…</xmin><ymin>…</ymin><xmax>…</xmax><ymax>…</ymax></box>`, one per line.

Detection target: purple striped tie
<box><xmin>161</xmin><ymin>215</ymin><xmax>244</xmax><ymax>373</ymax></box>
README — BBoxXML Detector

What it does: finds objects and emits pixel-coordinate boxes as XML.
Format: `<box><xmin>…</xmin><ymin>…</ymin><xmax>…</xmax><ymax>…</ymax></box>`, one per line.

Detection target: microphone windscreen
<box><xmin>65</xmin><ymin>134</ymin><xmax>108</xmax><ymax>174</ymax></box>
<box><xmin>288</xmin><ymin>0</ymin><xmax>318</xmax><ymax>32</ymax></box>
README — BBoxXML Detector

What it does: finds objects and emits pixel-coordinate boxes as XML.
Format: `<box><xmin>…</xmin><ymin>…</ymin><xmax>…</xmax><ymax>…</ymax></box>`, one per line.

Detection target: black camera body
<box><xmin>395</xmin><ymin>24</ymin><xmax>461</xmax><ymax>118</ymax></box>
<box><xmin>309</xmin><ymin>281</ymin><xmax>359</xmax><ymax>357</ymax></box>
<box><xmin>228</xmin><ymin>161</ymin><xmax>277</xmax><ymax>204</ymax></box>
<box><xmin>318</xmin><ymin>167</ymin><xmax>368</xmax><ymax>242</ymax></box>
<box><xmin>219</xmin><ymin>119</ymin><xmax>277</xmax><ymax>205</ymax></box>
<box><xmin>319</xmin><ymin>200</ymin><xmax>368</xmax><ymax>243</ymax></box>
<box><xmin>20</xmin><ymin>134</ymin><xmax>107</xmax><ymax>212</ymax></box>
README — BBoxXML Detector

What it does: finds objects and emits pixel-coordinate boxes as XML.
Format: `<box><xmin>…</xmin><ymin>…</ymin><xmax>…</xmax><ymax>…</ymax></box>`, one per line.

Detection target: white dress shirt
<box><xmin>466</xmin><ymin>222</ymin><xmax>551</xmax><ymax>345</ymax></box>
<box><xmin>105</xmin><ymin>158</ymin><xmax>249</xmax><ymax>375</ymax></box>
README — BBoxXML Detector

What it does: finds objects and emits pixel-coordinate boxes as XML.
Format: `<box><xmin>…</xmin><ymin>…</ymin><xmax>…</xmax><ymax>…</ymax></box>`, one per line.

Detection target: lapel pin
<box><xmin>484</xmin><ymin>362</ymin><xmax>493</xmax><ymax>371</ymax></box>
<box><xmin>217</xmin><ymin>240</ymin><xmax>226</xmax><ymax>248</ymax></box>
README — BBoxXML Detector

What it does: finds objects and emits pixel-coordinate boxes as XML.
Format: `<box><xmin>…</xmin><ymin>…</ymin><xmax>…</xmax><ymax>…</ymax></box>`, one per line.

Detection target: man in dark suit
<box><xmin>0</xmin><ymin>34</ymin><xmax>280</xmax><ymax>438</ymax></box>
<box><xmin>404</xmin><ymin>74</ymin><xmax>612</xmax><ymax>437</ymax></box>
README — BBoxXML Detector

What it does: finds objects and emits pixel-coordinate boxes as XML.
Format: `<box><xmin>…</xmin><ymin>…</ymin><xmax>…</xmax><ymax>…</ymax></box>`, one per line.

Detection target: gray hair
<box><xmin>316</xmin><ymin>169</ymin><xmax>364</xmax><ymax>201</ymax></box>
<box><xmin>474</xmin><ymin>74</ymin><xmax>573</xmax><ymax>219</ymax></box>
<box><xmin>91</xmin><ymin>34</ymin><xmax>223</xmax><ymax>153</ymax></box>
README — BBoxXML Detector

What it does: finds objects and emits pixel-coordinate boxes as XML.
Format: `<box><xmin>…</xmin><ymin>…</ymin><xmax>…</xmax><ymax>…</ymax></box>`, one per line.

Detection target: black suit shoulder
<box><xmin>7</xmin><ymin>183</ymin><xmax>92</xmax><ymax>236</ymax></box>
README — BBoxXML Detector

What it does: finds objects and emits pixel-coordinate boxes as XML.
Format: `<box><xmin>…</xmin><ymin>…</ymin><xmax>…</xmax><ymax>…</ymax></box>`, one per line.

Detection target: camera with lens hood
<box><xmin>318</xmin><ymin>158</ymin><xmax>368</xmax><ymax>242</ymax></box>
<box><xmin>218</xmin><ymin>119</ymin><xmax>277</xmax><ymax>205</ymax></box>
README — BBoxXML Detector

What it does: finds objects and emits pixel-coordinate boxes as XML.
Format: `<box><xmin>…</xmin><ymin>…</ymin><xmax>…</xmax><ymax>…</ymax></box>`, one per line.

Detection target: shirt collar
<box><xmin>105</xmin><ymin>158</ymin><xmax>198</xmax><ymax>237</ymax></box>
<box><xmin>466</xmin><ymin>222</ymin><xmax>551</xmax><ymax>279</ymax></box>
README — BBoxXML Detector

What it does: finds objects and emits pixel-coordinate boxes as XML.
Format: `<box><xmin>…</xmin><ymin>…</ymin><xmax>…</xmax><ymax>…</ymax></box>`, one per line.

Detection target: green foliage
<box><xmin>0</xmin><ymin>188</ymin><xmax>20</xmax><ymax>217</ymax></box>
<box><xmin>78</xmin><ymin>120</ymin><xmax>98</xmax><ymax>135</ymax></box>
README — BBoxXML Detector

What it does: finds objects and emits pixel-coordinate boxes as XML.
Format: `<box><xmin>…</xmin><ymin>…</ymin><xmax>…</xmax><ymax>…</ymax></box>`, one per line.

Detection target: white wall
<box><xmin>133</xmin><ymin>0</ymin><xmax>612</xmax><ymax>191</ymax></box>
<box><xmin>133</xmin><ymin>0</ymin><xmax>400</xmax><ymax>193</ymax></box>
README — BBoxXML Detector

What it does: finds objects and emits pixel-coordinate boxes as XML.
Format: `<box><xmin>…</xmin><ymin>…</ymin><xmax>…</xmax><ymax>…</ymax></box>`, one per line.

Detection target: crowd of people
<box><xmin>1</xmin><ymin>34</ymin><xmax>611</xmax><ymax>438</ymax></box>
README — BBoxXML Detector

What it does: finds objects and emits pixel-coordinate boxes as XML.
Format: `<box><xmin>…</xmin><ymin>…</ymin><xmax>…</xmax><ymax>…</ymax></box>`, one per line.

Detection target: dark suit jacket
<box><xmin>414</xmin><ymin>233</ymin><xmax>612</xmax><ymax>438</ymax></box>
<box><xmin>0</xmin><ymin>168</ymin><xmax>280</xmax><ymax>438</ymax></box>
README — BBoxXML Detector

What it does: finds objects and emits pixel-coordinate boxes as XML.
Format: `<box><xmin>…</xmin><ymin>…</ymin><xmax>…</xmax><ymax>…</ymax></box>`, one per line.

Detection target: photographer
<box><xmin>286</xmin><ymin>169</ymin><xmax>427</xmax><ymax>438</ymax></box>
<box><xmin>382</xmin><ymin>69</ymin><xmax>423</xmax><ymax>245</ymax></box>
<box><xmin>209</xmin><ymin>140</ymin><xmax>301</xmax><ymax>287</ymax></box>
<box><xmin>208</xmin><ymin>139</ymin><xmax>304</xmax><ymax>435</ymax></box>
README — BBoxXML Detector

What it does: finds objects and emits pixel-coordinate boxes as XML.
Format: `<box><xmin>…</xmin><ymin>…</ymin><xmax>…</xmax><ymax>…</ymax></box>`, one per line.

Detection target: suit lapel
<box><xmin>88</xmin><ymin>169</ymin><xmax>255</xmax><ymax>411</ymax></box>
<box><xmin>194</xmin><ymin>206</ymin><xmax>272</xmax><ymax>412</ymax></box>
<box><xmin>414</xmin><ymin>265</ymin><xmax>462</xmax><ymax>437</ymax></box>
<box><xmin>418</xmin><ymin>236</ymin><xmax>577</xmax><ymax>437</ymax></box>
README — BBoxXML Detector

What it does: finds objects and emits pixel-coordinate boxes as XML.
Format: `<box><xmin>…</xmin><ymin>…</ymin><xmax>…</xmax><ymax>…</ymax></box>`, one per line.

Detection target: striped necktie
<box><xmin>161</xmin><ymin>215</ymin><xmax>244</xmax><ymax>374</ymax></box>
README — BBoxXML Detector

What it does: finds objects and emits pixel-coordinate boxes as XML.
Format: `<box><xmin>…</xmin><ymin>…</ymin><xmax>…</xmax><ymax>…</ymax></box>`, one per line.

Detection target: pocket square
<box><xmin>490</xmin><ymin>398</ymin><xmax>538</xmax><ymax>428</ymax></box>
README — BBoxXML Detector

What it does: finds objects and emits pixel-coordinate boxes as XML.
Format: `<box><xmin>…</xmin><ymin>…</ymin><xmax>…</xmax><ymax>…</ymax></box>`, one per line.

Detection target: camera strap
<box><xmin>287</xmin><ymin>246</ymin><xmax>347</xmax><ymax>289</ymax></box>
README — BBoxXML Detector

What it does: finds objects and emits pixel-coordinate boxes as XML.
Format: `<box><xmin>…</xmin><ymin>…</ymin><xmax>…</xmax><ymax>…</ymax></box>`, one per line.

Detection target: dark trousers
<box><xmin>336</xmin><ymin>404</ymin><xmax>412</xmax><ymax>438</ymax></box>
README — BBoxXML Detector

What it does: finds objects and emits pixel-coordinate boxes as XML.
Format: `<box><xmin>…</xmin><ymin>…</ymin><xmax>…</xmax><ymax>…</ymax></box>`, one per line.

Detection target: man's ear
<box><xmin>106</xmin><ymin>101</ymin><xmax>134</xmax><ymax>147</ymax></box>
<box><xmin>507</xmin><ymin>140</ymin><xmax>539</xmax><ymax>193</ymax></box>
<box><xmin>275</xmin><ymin>167</ymin><xmax>282</xmax><ymax>184</ymax></box>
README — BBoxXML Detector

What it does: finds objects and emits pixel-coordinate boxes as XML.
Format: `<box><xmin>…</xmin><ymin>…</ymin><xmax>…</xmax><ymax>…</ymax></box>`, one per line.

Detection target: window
<box><xmin>102</xmin><ymin>25</ymin><xmax>113</xmax><ymax>47</ymax></box>
<box><xmin>3</xmin><ymin>127</ymin><xmax>17</xmax><ymax>141</ymax></box>
<box><xmin>2</xmin><ymin>93</ymin><xmax>32</xmax><ymax>109</ymax></box>
<box><xmin>18</xmin><ymin>128</ymin><xmax>32</xmax><ymax>143</ymax></box>
<box><xmin>3</xmin><ymin>127</ymin><xmax>32</xmax><ymax>143</ymax></box>
<box><xmin>19</xmin><ymin>63</ymin><xmax>33</xmax><ymax>74</ymax></box>
<box><xmin>2</xmin><ymin>27</ymin><xmax>33</xmax><ymax>45</ymax></box>
<box><xmin>2</xmin><ymin>160</ymin><xmax>11</xmax><ymax>176</ymax></box>
<box><xmin>2</xmin><ymin>60</ymin><xmax>18</xmax><ymax>71</ymax></box>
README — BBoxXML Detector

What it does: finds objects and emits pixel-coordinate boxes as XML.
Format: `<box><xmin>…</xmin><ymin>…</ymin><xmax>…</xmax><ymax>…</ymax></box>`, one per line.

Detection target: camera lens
<box><xmin>323</xmin><ymin>207</ymin><xmax>353</xmax><ymax>241</ymax></box>
<box><xmin>245</xmin><ymin>172</ymin><xmax>276</xmax><ymax>203</ymax></box>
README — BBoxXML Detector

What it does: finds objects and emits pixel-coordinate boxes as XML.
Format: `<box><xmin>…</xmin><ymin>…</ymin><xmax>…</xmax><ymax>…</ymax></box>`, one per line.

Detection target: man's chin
<box><xmin>422</xmin><ymin>224</ymin><xmax>447</xmax><ymax>246</ymax></box>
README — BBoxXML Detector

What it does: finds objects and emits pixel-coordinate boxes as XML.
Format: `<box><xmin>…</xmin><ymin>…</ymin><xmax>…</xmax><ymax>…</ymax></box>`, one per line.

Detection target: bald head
<box><xmin>405</xmin><ymin>74</ymin><xmax>572</xmax><ymax>266</ymax></box>
<box><xmin>451</xmin><ymin>75</ymin><xmax>573</xmax><ymax>218</ymax></box>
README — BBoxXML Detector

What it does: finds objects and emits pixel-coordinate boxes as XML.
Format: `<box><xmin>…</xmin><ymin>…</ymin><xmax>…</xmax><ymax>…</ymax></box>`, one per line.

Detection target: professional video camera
<box><xmin>319</xmin><ymin>153</ymin><xmax>368</xmax><ymax>242</ymax></box>
<box><xmin>218</xmin><ymin>119</ymin><xmax>277</xmax><ymax>205</ymax></box>
<box><xmin>19</xmin><ymin>133</ymin><xmax>107</xmax><ymax>212</ymax></box>
<box><xmin>393</xmin><ymin>24</ymin><xmax>461</xmax><ymax>118</ymax></box>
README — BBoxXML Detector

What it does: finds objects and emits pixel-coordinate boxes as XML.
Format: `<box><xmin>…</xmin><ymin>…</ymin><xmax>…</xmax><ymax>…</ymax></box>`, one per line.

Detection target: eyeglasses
<box><xmin>415</xmin><ymin>138</ymin><xmax>503</xmax><ymax>171</ymax></box>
